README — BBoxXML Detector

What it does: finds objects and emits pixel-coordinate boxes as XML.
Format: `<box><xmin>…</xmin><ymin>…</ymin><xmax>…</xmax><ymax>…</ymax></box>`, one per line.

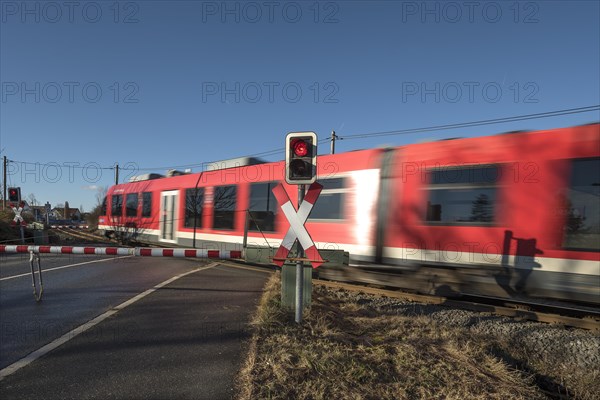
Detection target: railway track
<box><xmin>54</xmin><ymin>227</ymin><xmax>117</xmax><ymax>245</ymax></box>
<box><xmin>216</xmin><ymin>259</ymin><xmax>600</xmax><ymax>331</ymax></box>
<box><xmin>313</xmin><ymin>279</ymin><xmax>600</xmax><ymax>331</ymax></box>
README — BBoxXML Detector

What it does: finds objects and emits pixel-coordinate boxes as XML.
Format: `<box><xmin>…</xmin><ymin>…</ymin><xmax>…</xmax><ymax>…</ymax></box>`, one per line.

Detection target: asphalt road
<box><xmin>0</xmin><ymin>254</ymin><xmax>270</xmax><ymax>399</ymax></box>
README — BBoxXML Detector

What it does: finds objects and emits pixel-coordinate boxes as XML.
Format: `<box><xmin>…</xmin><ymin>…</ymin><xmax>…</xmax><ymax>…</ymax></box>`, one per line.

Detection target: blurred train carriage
<box><xmin>99</xmin><ymin>124</ymin><xmax>600</xmax><ymax>304</ymax></box>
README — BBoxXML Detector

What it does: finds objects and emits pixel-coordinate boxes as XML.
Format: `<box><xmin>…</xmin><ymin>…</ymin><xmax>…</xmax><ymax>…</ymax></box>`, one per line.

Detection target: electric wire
<box><xmin>5</xmin><ymin>105</ymin><xmax>599</xmax><ymax>174</ymax></box>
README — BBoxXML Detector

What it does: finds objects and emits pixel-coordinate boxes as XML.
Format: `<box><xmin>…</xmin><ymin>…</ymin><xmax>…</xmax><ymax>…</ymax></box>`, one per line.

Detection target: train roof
<box><xmin>204</xmin><ymin>156</ymin><xmax>266</xmax><ymax>170</ymax></box>
<box><xmin>128</xmin><ymin>173</ymin><xmax>164</xmax><ymax>182</ymax></box>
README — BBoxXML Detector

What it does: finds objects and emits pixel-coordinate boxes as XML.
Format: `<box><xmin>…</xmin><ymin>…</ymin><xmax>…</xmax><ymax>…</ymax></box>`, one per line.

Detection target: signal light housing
<box><xmin>285</xmin><ymin>132</ymin><xmax>317</xmax><ymax>185</ymax></box>
<box><xmin>8</xmin><ymin>187</ymin><xmax>21</xmax><ymax>203</ymax></box>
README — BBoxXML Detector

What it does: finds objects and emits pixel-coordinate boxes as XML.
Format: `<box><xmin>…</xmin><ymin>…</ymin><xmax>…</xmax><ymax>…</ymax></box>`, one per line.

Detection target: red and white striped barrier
<box><xmin>134</xmin><ymin>248</ymin><xmax>242</xmax><ymax>258</ymax></box>
<box><xmin>0</xmin><ymin>245</ymin><xmax>242</xmax><ymax>259</ymax></box>
<box><xmin>50</xmin><ymin>225</ymin><xmax>90</xmax><ymax>229</ymax></box>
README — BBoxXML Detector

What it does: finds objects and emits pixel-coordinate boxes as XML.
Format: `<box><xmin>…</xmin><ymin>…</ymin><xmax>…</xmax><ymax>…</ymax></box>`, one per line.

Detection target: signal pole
<box><xmin>295</xmin><ymin>184</ymin><xmax>305</xmax><ymax>323</ymax></box>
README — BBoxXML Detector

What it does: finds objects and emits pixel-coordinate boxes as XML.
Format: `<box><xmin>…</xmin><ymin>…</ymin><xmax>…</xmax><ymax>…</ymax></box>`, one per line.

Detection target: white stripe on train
<box><xmin>97</xmin><ymin>226</ymin><xmax>598</xmax><ymax>276</ymax></box>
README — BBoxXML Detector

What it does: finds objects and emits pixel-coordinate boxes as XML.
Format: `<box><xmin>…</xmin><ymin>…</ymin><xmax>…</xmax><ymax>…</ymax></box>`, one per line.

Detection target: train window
<box><xmin>126</xmin><ymin>193</ymin><xmax>138</xmax><ymax>217</ymax></box>
<box><xmin>111</xmin><ymin>194</ymin><xmax>123</xmax><ymax>217</ymax></box>
<box><xmin>184</xmin><ymin>188</ymin><xmax>204</xmax><ymax>228</ymax></box>
<box><xmin>425</xmin><ymin>165</ymin><xmax>498</xmax><ymax>225</ymax></box>
<box><xmin>213</xmin><ymin>185</ymin><xmax>237</xmax><ymax>230</ymax></box>
<box><xmin>100</xmin><ymin>197</ymin><xmax>107</xmax><ymax>216</ymax></box>
<box><xmin>248</xmin><ymin>182</ymin><xmax>278</xmax><ymax>232</ymax></box>
<box><xmin>142</xmin><ymin>192</ymin><xmax>152</xmax><ymax>218</ymax></box>
<box><xmin>308</xmin><ymin>178</ymin><xmax>345</xmax><ymax>220</ymax></box>
<box><xmin>562</xmin><ymin>158</ymin><xmax>600</xmax><ymax>251</ymax></box>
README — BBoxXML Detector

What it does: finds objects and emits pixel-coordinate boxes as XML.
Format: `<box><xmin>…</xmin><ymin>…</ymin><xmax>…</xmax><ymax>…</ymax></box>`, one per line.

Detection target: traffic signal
<box><xmin>8</xmin><ymin>187</ymin><xmax>21</xmax><ymax>203</ymax></box>
<box><xmin>285</xmin><ymin>132</ymin><xmax>317</xmax><ymax>185</ymax></box>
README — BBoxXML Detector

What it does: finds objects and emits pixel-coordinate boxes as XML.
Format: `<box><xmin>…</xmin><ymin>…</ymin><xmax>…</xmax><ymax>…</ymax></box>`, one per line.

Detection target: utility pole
<box><xmin>114</xmin><ymin>163</ymin><xmax>119</xmax><ymax>185</ymax></box>
<box><xmin>330</xmin><ymin>130</ymin><xmax>341</xmax><ymax>154</ymax></box>
<box><xmin>3</xmin><ymin>156</ymin><xmax>7</xmax><ymax>209</ymax></box>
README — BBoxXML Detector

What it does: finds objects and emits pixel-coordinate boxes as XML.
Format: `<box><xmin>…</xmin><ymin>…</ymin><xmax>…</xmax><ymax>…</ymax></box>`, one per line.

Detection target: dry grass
<box><xmin>236</xmin><ymin>274</ymin><xmax>552</xmax><ymax>400</ymax></box>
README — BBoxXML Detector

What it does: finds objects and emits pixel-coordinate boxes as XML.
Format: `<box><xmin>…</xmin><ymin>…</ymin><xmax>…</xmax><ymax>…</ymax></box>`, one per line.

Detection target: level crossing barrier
<box><xmin>1</xmin><ymin>245</ymin><xmax>243</xmax><ymax>302</ymax></box>
<box><xmin>0</xmin><ymin>245</ymin><xmax>242</xmax><ymax>258</ymax></box>
<box><xmin>49</xmin><ymin>225</ymin><xmax>90</xmax><ymax>229</ymax></box>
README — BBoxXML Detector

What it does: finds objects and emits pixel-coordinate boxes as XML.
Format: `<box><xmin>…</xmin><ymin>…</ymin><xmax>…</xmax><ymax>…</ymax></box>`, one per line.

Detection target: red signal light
<box><xmin>8</xmin><ymin>187</ymin><xmax>21</xmax><ymax>203</ymax></box>
<box><xmin>285</xmin><ymin>132</ymin><xmax>317</xmax><ymax>185</ymax></box>
<box><xmin>292</xmin><ymin>139</ymin><xmax>308</xmax><ymax>157</ymax></box>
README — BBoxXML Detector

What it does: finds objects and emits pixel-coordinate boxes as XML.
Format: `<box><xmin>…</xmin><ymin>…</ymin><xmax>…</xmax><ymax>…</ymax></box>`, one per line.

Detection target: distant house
<box><xmin>66</xmin><ymin>207</ymin><xmax>82</xmax><ymax>220</ymax></box>
<box><xmin>47</xmin><ymin>208</ymin><xmax>60</xmax><ymax>220</ymax></box>
<box><xmin>51</xmin><ymin>207</ymin><xmax>82</xmax><ymax>221</ymax></box>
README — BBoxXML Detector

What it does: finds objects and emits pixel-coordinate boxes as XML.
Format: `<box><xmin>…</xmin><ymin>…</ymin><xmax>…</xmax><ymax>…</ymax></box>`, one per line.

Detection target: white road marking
<box><xmin>0</xmin><ymin>256</ymin><xmax>134</xmax><ymax>281</ymax></box>
<box><xmin>217</xmin><ymin>261</ymin><xmax>273</xmax><ymax>274</ymax></box>
<box><xmin>0</xmin><ymin>262</ymin><xmax>219</xmax><ymax>380</ymax></box>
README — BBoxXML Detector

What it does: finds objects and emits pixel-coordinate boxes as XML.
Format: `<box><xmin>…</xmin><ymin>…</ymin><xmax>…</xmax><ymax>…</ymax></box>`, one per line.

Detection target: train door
<box><xmin>160</xmin><ymin>190</ymin><xmax>178</xmax><ymax>243</ymax></box>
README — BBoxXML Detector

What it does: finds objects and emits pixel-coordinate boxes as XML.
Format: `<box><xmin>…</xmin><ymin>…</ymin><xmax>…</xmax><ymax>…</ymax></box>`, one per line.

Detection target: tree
<box><xmin>95</xmin><ymin>186</ymin><xmax>107</xmax><ymax>207</ymax></box>
<box><xmin>87</xmin><ymin>186</ymin><xmax>108</xmax><ymax>229</ymax></box>
<box><xmin>470</xmin><ymin>194</ymin><xmax>493</xmax><ymax>222</ymax></box>
<box><xmin>560</xmin><ymin>197</ymin><xmax>587</xmax><ymax>234</ymax></box>
<box><xmin>27</xmin><ymin>193</ymin><xmax>38</xmax><ymax>207</ymax></box>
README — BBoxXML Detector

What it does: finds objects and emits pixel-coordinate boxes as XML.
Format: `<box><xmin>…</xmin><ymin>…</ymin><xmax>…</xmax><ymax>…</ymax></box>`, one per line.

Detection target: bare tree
<box><xmin>95</xmin><ymin>186</ymin><xmax>108</xmax><ymax>206</ymax></box>
<box><xmin>27</xmin><ymin>193</ymin><xmax>38</xmax><ymax>207</ymax></box>
<box><xmin>88</xmin><ymin>186</ymin><xmax>108</xmax><ymax>230</ymax></box>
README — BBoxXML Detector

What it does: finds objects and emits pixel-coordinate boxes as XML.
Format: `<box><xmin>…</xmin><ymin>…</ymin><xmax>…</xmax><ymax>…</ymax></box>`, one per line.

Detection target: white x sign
<box><xmin>272</xmin><ymin>182</ymin><xmax>324</xmax><ymax>268</ymax></box>
<box><xmin>12</xmin><ymin>206</ymin><xmax>24</xmax><ymax>225</ymax></box>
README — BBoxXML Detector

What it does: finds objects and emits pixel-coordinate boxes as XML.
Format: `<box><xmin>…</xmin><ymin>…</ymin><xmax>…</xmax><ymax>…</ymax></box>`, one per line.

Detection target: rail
<box><xmin>314</xmin><ymin>279</ymin><xmax>600</xmax><ymax>331</ymax></box>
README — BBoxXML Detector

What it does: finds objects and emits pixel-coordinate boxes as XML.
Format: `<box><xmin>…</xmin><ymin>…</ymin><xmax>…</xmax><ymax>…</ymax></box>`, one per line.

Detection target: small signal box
<box><xmin>8</xmin><ymin>187</ymin><xmax>21</xmax><ymax>204</ymax></box>
<box><xmin>285</xmin><ymin>132</ymin><xmax>317</xmax><ymax>185</ymax></box>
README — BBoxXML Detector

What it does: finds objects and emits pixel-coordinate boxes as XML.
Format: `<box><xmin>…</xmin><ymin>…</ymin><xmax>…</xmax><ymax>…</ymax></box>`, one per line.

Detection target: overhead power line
<box><xmin>341</xmin><ymin>105</ymin><xmax>599</xmax><ymax>140</ymax></box>
<box><xmin>228</xmin><ymin>105</ymin><xmax>600</xmax><ymax>164</ymax></box>
<box><xmin>6</xmin><ymin>160</ymin><xmax>115</xmax><ymax>170</ymax></box>
<box><xmin>5</xmin><ymin>105</ymin><xmax>599</xmax><ymax>173</ymax></box>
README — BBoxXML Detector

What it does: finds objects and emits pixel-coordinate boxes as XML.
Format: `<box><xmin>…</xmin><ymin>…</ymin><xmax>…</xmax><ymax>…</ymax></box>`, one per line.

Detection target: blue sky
<box><xmin>1</xmin><ymin>0</ymin><xmax>599</xmax><ymax>211</ymax></box>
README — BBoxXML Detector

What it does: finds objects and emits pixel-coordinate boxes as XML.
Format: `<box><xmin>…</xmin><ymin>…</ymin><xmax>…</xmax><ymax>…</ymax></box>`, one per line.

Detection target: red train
<box><xmin>99</xmin><ymin>124</ymin><xmax>600</xmax><ymax>304</ymax></box>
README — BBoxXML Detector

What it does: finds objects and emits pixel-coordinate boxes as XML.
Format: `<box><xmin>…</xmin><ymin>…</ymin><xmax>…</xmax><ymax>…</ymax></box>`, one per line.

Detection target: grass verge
<box><xmin>236</xmin><ymin>273</ymin><xmax>596</xmax><ymax>400</ymax></box>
